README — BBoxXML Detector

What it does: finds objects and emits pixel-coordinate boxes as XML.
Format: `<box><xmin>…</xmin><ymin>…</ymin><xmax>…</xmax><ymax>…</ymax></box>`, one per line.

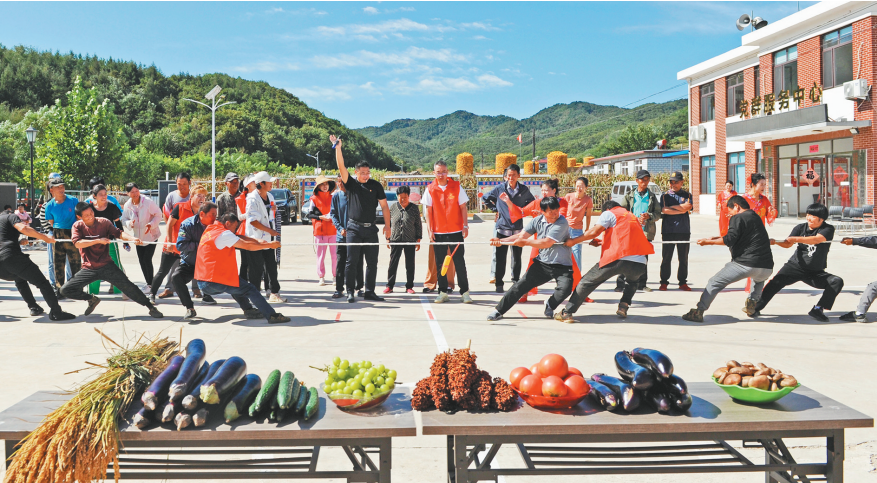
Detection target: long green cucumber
<box><xmin>276</xmin><ymin>371</ymin><xmax>296</xmax><ymax>409</ymax></box>
<box><xmin>303</xmin><ymin>387</ymin><xmax>319</xmax><ymax>421</ymax></box>
<box><xmin>293</xmin><ymin>383</ymin><xmax>309</xmax><ymax>415</ymax></box>
<box><xmin>224</xmin><ymin>374</ymin><xmax>262</xmax><ymax>423</ymax></box>
<box><xmin>249</xmin><ymin>369</ymin><xmax>280</xmax><ymax>417</ymax></box>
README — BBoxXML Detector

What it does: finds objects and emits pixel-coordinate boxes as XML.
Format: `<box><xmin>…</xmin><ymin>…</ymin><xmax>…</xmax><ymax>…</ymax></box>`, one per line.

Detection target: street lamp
<box><xmin>25</xmin><ymin>126</ymin><xmax>37</xmax><ymax>215</ymax></box>
<box><xmin>306</xmin><ymin>153</ymin><xmax>321</xmax><ymax>175</ymax></box>
<box><xmin>182</xmin><ymin>85</ymin><xmax>236</xmax><ymax>201</ymax></box>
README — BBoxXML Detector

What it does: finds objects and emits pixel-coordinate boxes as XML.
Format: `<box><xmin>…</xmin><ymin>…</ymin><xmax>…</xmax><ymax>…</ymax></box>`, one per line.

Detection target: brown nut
<box><xmin>727</xmin><ymin>360</ymin><xmax>741</xmax><ymax>368</ymax></box>
<box><xmin>756</xmin><ymin>362</ymin><xmax>768</xmax><ymax>370</ymax></box>
<box><xmin>741</xmin><ymin>376</ymin><xmax>753</xmax><ymax>387</ymax></box>
<box><xmin>770</xmin><ymin>381</ymin><xmax>779</xmax><ymax>391</ymax></box>
<box><xmin>723</xmin><ymin>374</ymin><xmax>742</xmax><ymax>386</ymax></box>
<box><xmin>713</xmin><ymin>367</ymin><xmax>729</xmax><ymax>379</ymax></box>
<box><xmin>769</xmin><ymin>373</ymin><xmax>783</xmax><ymax>382</ymax></box>
<box><xmin>741</xmin><ymin>362</ymin><xmax>756</xmax><ymax>367</ymax></box>
<box><xmin>730</xmin><ymin>366</ymin><xmax>755</xmax><ymax>376</ymax></box>
<box><xmin>768</xmin><ymin>367</ymin><xmax>778</xmax><ymax>375</ymax></box>
<box><xmin>749</xmin><ymin>375</ymin><xmax>770</xmax><ymax>390</ymax></box>
<box><xmin>755</xmin><ymin>369</ymin><xmax>771</xmax><ymax>377</ymax></box>
<box><xmin>779</xmin><ymin>376</ymin><xmax>798</xmax><ymax>387</ymax></box>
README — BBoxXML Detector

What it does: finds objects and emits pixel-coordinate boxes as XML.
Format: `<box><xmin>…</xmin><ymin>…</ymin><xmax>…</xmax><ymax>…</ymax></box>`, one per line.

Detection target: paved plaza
<box><xmin>0</xmin><ymin>214</ymin><xmax>875</xmax><ymax>482</ymax></box>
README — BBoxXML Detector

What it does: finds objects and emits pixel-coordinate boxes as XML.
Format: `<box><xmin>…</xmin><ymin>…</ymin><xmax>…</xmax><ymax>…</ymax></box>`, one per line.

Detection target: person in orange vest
<box><xmin>195</xmin><ymin>212</ymin><xmax>291</xmax><ymax>324</ymax></box>
<box><xmin>423</xmin><ymin>160</ymin><xmax>472</xmax><ymax>304</ymax></box>
<box><xmin>554</xmin><ymin>200</ymin><xmax>654</xmax><ymax>323</ymax></box>
<box><xmin>307</xmin><ymin>175</ymin><xmax>338</xmax><ymax>286</ymax></box>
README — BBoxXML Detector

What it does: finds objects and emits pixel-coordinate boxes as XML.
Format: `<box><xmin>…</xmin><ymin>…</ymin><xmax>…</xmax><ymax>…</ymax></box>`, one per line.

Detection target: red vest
<box><xmin>310</xmin><ymin>192</ymin><xmax>337</xmax><ymax>237</ymax></box>
<box><xmin>194</xmin><ymin>222</ymin><xmax>240</xmax><ymax>287</ymax></box>
<box><xmin>427</xmin><ymin>179</ymin><xmax>464</xmax><ymax>234</ymax></box>
<box><xmin>234</xmin><ymin>192</ymin><xmax>247</xmax><ymax>236</ymax></box>
<box><xmin>168</xmin><ymin>201</ymin><xmax>195</xmax><ymax>254</ymax></box>
<box><xmin>599</xmin><ymin>206</ymin><xmax>654</xmax><ymax>267</ymax></box>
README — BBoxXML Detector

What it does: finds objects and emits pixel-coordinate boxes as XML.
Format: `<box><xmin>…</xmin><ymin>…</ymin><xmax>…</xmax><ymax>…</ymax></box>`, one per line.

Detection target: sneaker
<box><xmin>318</xmin><ymin>277</ymin><xmax>326</xmax><ymax>286</ymax></box>
<box><xmin>268</xmin><ymin>293</ymin><xmax>287</xmax><ymax>303</ymax></box>
<box><xmin>682</xmin><ymin>308</ymin><xmax>704</xmax><ymax>323</ymax></box>
<box><xmin>640</xmin><ymin>286</ymin><xmax>653</xmax><ymax>293</ymax></box>
<box><xmin>243</xmin><ymin>308</ymin><xmax>263</xmax><ymax>319</ymax></box>
<box><xmin>434</xmin><ymin>292</ymin><xmax>450</xmax><ymax>304</ymax></box>
<box><xmin>422</xmin><ymin>287</ymin><xmax>435</xmax><ymax>293</ymax></box>
<box><xmin>49</xmin><ymin>310</ymin><xmax>75</xmax><ymax>321</ymax></box>
<box><xmin>679</xmin><ymin>284</ymin><xmax>692</xmax><ymax>292</ymax></box>
<box><xmin>518</xmin><ymin>294</ymin><xmax>528</xmax><ymax>303</ymax></box>
<box><xmin>406</xmin><ymin>288</ymin><xmax>416</xmax><ymax>294</ymax></box>
<box><xmin>148</xmin><ymin>294</ymin><xmax>156</xmax><ymax>305</ymax></box>
<box><xmin>543</xmin><ymin>300</ymin><xmax>554</xmax><ymax>318</ymax></box>
<box><xmin>839</xmin><ymin>311</ymin><xmax>868</xmax><ymax>323</ymax></box>
<box><xmin>742</xmin><ymin>297</ymin><xmax>758</xmax><ymax>317</ymax></box>
<box><xmin>347</xmin><ymin>292</ymin><xmax>355</xmax><ymax>303</ymax></box>
<box><xmin>658</xmin><ymin>284</ymin><xmax>668</xmax><ymax>291</ymax></box>
<box><xmin>202</xmin><ymin>294</ymin><xmax>217</xmax><ymax>305</ymax></box>
<box><xmin>84</xmin><ymin>296</ymin><xmax>101</xmax><ymax>316</ymax></box>
<box><xmin>489</xmin><ymin>278</ymin><xmax>496</xmax><ymax>284</ymax></box>
<box><xmin>460</xmin><ymin>291</ymin><xmax>473</xmax><ymax>304</ymax></box>
<box><xmin>585</xmin><ymin>297</ymin><xmax>595</xmax><ymax>303</ymax></box>
<box><xmin>268</xmin><ymin>313</ymin><xmax>291</xmax><ymax>324</ymax></box>
<box><xmin>29</xmin><ymin>306</ymin><xmax>45</xmax><ymax>316</ymax></box>
<box><xmin>158</xmin><ymin>289</ymin><xmax>174</xmax><ymax>299</ymax></box>
<box><xmin>487</xmin><ymin>310</ymin><xmax>503</xmax><ymax>321</ymax></box>
<box><xmin>554</xmin><ymin>310</ymin><xmax>575</xmax><ymax>324</ymax></box>
<box><xmin>363</xmin><ymin>291</ymin><xmax>385</xmax><ymax>302</ymax></box>
<box><xmin>184</xmin><ymin>308</ymin><xmax>197</xmax><ymax>319</ymax></box>
<box><xmin>495</xmin><ymin>284</ymin><xmax>504</xmax><ymax>293</ymax></box>
<box><xmin>357</xmin><ymin>290</ymin><xmax>365</xmax><ymax>297</ymax></box>
<box><xmin>331</xmin><ymin>291</ymin><xmax>344</xmax><ymax>299</ymax></box>
<box><xmin>383</xmin><ymin>287</ymin><xmax>393</xmax><ymax>294</ymax></box>
<box><xmin>808</xmin><ymin>306</ymin><xmax>829</xmax><ymax>322</ymax></box>
<box><xmin>616</xmin><ymin>302</ymin><xmax>629</xmax><ymax>318</ymax></box>
<box><xmin>148</xmin><ymin>306</ymin><xmax>164</xmax><ymax>318</ymax></box>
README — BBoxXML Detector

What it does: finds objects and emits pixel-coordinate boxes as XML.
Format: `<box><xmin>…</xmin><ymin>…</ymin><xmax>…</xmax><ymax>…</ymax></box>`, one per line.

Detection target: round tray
<box><xmin>512</xmin><ymin>385</ymin><xmax>590</xmax><ymax>409</ymax></box>
<box><xmin>712</xmin><ymin>377</ymin><xmax>800</xmax><ymax>404</ymax></box>
<box><xmin>320</xmin><ymin>384</ymin><xmax>394</xmax><ymax>411</ymax></box>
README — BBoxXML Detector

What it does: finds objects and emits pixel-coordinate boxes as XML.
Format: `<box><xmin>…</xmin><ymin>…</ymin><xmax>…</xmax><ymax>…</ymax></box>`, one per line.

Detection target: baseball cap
<box><xmin>224</xmin><ymin>172</ymin><xmax>240</xmax><ymax>182</ymax></box>
<box><xmin>252</xmin><ymin>171</ymin><xmax>277</xmax><ymax>184</ymax></box>
<box><xmin>636</xmin><ymin>169</ymin><xmax>651</xmax><ymax>179</ymax></box>
<box><xmin>48</xmin><ymin>172</ymin><xmax>61</xmax><ymax>179</ymax></box>
<box><xmin>49</xmin><ymin>178</ymin><xmax>65</xmax><ymax>187</ymax></box>
<box><xmin>669</xmin><ymin>171</ymin><xmax>684</xmax><ymax>181</ymax></box>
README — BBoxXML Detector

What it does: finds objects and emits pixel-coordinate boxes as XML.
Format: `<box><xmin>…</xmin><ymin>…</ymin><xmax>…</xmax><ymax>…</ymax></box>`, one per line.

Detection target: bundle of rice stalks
<box><xmin>4</xmin><ymin>329</ymin><xmax>179</xmax><ymax>483</ymax></box>
<box><xmin>523</xmin><ymin>160</ymin><xmax>536</xmax><ymax>174</ymax></box>
<box><xmin>456</xmin><ymin>153</ymin><xmax>474</xmax><ymax>175</ymax></box>
<box><xmin>495</xmin><ymin>153</ymin><xmax>517</xmax><ymax>173</ymax></box>
<box><xmin>547</xmin><ymin>151</ymin><xmax>568</xmax><ymax>174</ymax></box>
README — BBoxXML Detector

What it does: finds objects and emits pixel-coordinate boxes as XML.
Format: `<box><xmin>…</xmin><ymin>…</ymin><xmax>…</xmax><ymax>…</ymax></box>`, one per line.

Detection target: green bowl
<box><xmin>712</xmin><ymin>377</ymin><xmax>800</xmax><ymax>404</ymax></box>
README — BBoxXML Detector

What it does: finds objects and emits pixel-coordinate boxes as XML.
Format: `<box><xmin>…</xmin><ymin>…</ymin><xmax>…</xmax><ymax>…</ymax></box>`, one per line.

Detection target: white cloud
<box><xmin>363</xmin><ymin>6</ymin><xmax>379</xmax><ymax>15</ymax></box>
<box><xmin>399</xmin><ymin>7</ymin><xmax>415</xmax><ymax>12</ymax></box>
<box><xmin>288</xmin><ymin>86</ymin><xmax>353</xmax><ymax>102</ymax></box>
<box><xmin>232</xmin><ymin>61</ymin><xmax>299</xmax><ymax>73</ymax></box>
<box><xmin>616</xmin><ymin>2</ymin><xmax>807</xmax><ymax>35</ymax></box>
<box><xmin>388</xmin><ymin>73</ymin><xmax>512</xmax><ymax>95</ymax></box>
<box><xmin>473</xmin><ymin>35</ymin><xmax>489</xmax><ymax>41</ymax></box>
<box><xmin>316</xmin><ymin>46</ymin><xmax>469</xmax><ymax>69</ymax></box>
<box><xmin>477</xmin><ymin>74</ymin><xmax>512</xmax><ymax>87</ymax></box>
<box><xmin>311</xmin><ymin>17</ymin><xmax>499</xmax><ymax>41</ymax></box>
<box><xmin>460</xmin><ymin>22</ymin><xmax>499</xmax><ymax>31</ymax></box>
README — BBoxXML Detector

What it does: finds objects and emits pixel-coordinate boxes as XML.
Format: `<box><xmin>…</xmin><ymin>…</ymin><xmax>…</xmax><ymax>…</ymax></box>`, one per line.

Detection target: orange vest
<box><xmin>168</xmin><ymin>201</ymin><xmax>195</xmax><ymax>254</ymax></box>
<box><xmin>310</xmin><ymin>192</ymin><xmax>337</xmax><ymax>237</ymax></box>
<box><xmin>234</xmin><ymin>192</ymin><xmax>247</xmax><ymax>236</ymax></box>
<box><xmin>599</xmin><ymin>206</ymin><xmax>654</xmax><ymax>267</ymax></box>
<box><xmin>427</xmin><ymin>179</ymin><xmax>464</xmax><ymax>233</ymax></box>
<box><xmin>194</xmin><ymin>222</ymin><xmax>240</xmax><ymax>287</ymax></box>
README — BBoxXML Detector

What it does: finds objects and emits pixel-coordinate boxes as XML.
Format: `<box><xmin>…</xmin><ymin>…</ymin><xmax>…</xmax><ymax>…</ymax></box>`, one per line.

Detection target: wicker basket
<box><xmin>496</xmin><ymin>153</ymin><xmax>517</xmax><ymax>173</ymax></box>
<box><xmin>456</xmin><ymin>153</ymin><xmax>474</xmax><ymax>175</ymax></box>
<box><xmin>547</xmin><ymin>151</ymin><xmax>568</xmax><ymax>174</ymax></box>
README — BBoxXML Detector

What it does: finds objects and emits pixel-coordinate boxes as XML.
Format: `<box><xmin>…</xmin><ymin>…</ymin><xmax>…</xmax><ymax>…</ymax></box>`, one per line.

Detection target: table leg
<box><xmin>3</xmin><ymin>440</ymin><xmax>18</xmax><ymax>473</ymax></box>
<box><xmin>378</xmin><ymin>439</ymin><xmax>392</xmax><ymax>483</ymax></box>
<box><xmin>826</xmin><ymin>429</ymin><xmax>844</xmax><ymax>483</ymax></box>
<box><xmin>447</xmin><ymin>435</ymin><xmax>456</xmax><ymax>483</ymax></box>
<box><xmin>454</xmin><ymin>435</ymin><xmax>469</xmax><ymax>483</ymax></box>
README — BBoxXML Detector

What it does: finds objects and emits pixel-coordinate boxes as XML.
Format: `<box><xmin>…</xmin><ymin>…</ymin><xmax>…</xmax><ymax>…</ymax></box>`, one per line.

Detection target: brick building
<box><xmin>678</xmin><ymin>1</ymin><xmax>876</xmax><ymax>218</ymax></box>
<box><xmin>584</xmin><ymin>149</ymin><xmax>690</xmax><ymax>176</ymax></box>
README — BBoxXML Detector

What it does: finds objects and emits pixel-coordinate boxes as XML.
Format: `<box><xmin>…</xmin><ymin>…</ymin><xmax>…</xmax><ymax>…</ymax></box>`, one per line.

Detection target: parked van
<box><xmin>610</xmin><ymin>181</ymin><xmax>662</xmax><ymax>204</ymax></box>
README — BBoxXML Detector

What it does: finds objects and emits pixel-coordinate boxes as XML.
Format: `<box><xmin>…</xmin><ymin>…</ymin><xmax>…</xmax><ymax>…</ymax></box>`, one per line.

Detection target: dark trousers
<box><xmin>52</xmin><ymin>229</ymin><xmax>81</xmax><ymax>289</ymax></box>
<box><xmin>238</xmin><ymin>248</ymin><xmax>249</xmax><ymax>282</ymax></box>
<box><xmin>617</xmin><ymin>256</ymin><xmax>648</xmax><ymax>290</ymax></box>
<box><xmin>246</xmin><ymin>249</ymin><xmax>281</xmax><ymax>294</ymax></box>
<box><xmin>197</xmin><ymin>278</ymin><xmax>275</xmax><ymax>317</ymax></box>
<box><xmin>61</xmin><ymin>263</ymin><xmax>152</xmax><ymax>307</ymax></box>
<box><xmin>0</xmin><ymin>253</ymin><xmax>62</xmax><ymax>313</ymax></box>
<box><xmin>387</xmin><ymin>245</ymin><xmax>416</xmax><ymax>290</ymax></box>
<box><xmin>660</xmin><ymin>233</ymin><xmax>690</xmax><ymax>285</ymax></box>
<box><xmin>496</xmin><ymin>260</ymin><xmax>574</xmax><ymax>315</ymax></box>
<box><xmin>172</xmin><ymin>262</ymin><xmax>196</xmax><ymax>309</ymax></box>
<box><xmin>755</xmin><ymin>262</ymin><xmax>844</xmax><ymax>311</ymax></box>
<box><xmin>567</xmin><ymin>260</ymin><xmax>646</xmax><ymax>314</ymax></box>
<box><xmin>433</xmin><ymin>232</ymin><xmax>469</xmax><ymax>294</ymax></box>
<box><xmin>135</xmin><ymin>244</ymin><xmax>157</xmax><ymax>285</ymax></box>
<box><xmin>346</xmin><ymin>222</ymin><xmax>379</xmax><ymax>293</ymax></box>
<box><xmin>494</xmin><ymin>244</ymin><xmax>522</xmax><ymax>287</ymax></box>
<box><xmin>151</xmin><ymin>252</ymin><xmax>180</xmax><ymax>297</ymax></box>
<box><xmin>336</xmin><ymin>239</ymin><xmax>363</xmax><ymax>293</ymax></box>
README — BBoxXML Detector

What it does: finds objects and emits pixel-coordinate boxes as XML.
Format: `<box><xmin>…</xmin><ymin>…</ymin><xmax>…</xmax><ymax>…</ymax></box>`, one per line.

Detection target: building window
<box><xmin>701</xmin><ymin>156</ymin><xmax>716</xmax><ymax>194</ymax></box>
<box><xmin>727</xmin><ymin>72</ymin><xmax>745</xmax><ymax>116</ymax></box>
<box><xmin>773</xmin><ymin>46</ymin><xmax>798</xmax><ymax>94</ymax></box>
<box><xmin>754</xmin><ymin>66</ymin><xmax>760</xmax><ymax>98</ymax></box>
<box><xmin>823</xmin><ymin>25</ymin><xmax>853</xmax><ymax>88</ymax></box>
<box><xmin>728</xmin><ymin>152</ymin><xmax>746</xmax><ymax>189</ymax></box>
<box><xmin>700</xmin><ymin>82</ymin><xmax>715</xmax><ymax>122</ymax></box>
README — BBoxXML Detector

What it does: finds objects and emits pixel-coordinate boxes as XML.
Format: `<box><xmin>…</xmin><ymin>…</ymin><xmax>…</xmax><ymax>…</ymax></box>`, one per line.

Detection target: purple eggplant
<box><xmin>644</xmin><ymin>388</ymin><xmax>672</xmax><ymax>414</ymax></box>
<box><xmin>133</xmin><ymin>406</ymin><xmax>153</xmax><ymax>430</ymax></box>
<box><xmin>586</xmin><ymin>379</ymin><xmax>620</xmax><ymax>411</ymax></box>
<box><xmin>591</xmin><ymin>373</ymin><xmax>641</xmax><ymax>412</ymax></box>
<box><xmin>662</xmin><ymin>374</ymin><xmax>688</xmax><ymax>399</ymax></box>
<box><xmin>631</xmin><ymin>348</ymin><xmax>674</xmax><ymax>379</ymax></box>
<box><xmin>161</xmin><ymin>400</ymin><xmax>177</xmax><ymax>423</ymax></box>
<box><xmin>200</xmin><ymin>357</ymin><xmax>247</xmax><ymax>405</ymax></box>
<box><xmin>174</xmin><ymin>411</ymin><xmax>192</xmax><ymax>431</ymax></box>
<box><xmin>614</xmin><ymin>350</ymin><xmax>655</xmax><ymax>390</ymax></box>
<box><xmin>672</xmin><ymin>392</ymin><xmax>693</xmax><ymax>412</ymax></box>
<box><xmin>168</xmin><ymin>339</ymin><xmax>207</xmax><ymax>401</ymax></box>
<box><xmin>182</xmin><ymin>359</ymin><xmax>224</xmax><ymax>410</ymax></box>
<box><xmin>142</xmin><ymin>355</ymin><xmax>184</xmax><ymax>410</ymax></box>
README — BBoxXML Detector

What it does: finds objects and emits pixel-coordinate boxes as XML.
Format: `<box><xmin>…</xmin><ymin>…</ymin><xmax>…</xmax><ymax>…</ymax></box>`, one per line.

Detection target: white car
<box><xmin>610</xmin><ymin>181</ymin><xmax>662</xmax><ymax>204</ymax></box>
<box><xmin>375</xmin><ymin>191</ymin><xmax>398</xmax><ymax>224</ymax></box>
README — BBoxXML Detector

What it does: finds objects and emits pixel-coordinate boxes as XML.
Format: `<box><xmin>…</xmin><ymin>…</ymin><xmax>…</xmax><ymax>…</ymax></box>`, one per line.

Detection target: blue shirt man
<box><xmin>45</xmin><ymin>194</ymin><xmax>79</xmax><ymax>229</ymax></box>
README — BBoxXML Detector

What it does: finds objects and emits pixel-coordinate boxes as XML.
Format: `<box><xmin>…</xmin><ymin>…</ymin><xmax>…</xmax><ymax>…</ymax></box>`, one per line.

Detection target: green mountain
<box><xmin>356</xmin><ymin>99</ymin><xmax>688</xmax><ymax>170</ymax></box>
<box><xmin>0</xmin><ymin>44</ymin><xmax>395</xmax><ymax>176</ymax></box>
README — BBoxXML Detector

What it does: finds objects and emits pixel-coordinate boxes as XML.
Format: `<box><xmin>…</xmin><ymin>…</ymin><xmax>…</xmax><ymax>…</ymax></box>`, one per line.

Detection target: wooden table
<box><xmin>420</xmin><ymin>382</ymin><xmax>873</xmax><ymax>483</ymax></box>
<box><xmin>0</xmin><ymin>389</ymin><xmax>416</xmax><ymax>482</ymax></box>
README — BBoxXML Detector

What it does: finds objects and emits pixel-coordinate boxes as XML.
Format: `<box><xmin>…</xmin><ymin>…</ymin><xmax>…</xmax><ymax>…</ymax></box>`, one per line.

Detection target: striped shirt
<box><xmin>390</xmin><ymin>202</ymin><xmax>422</xmax><ymax>242</ymax></box>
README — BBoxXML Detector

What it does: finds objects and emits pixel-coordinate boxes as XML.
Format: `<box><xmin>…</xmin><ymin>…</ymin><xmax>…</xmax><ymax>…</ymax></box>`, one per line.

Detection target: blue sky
<box><xmin>0</xmin><ymin>1</ymin><xmax>812</xmax><ymax>129</ymax></box>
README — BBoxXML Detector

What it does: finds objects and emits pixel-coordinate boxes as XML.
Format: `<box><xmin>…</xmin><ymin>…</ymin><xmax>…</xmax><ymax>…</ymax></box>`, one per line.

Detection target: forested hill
<box><xmin>356</xmin><ymin>99</ymin><xmax>688</xmax><ymax>169</ymax></box>
<box><xmin>0</xmin><ymin>44</ymin><xmax>395</xmax><ymax>172</ymax></box>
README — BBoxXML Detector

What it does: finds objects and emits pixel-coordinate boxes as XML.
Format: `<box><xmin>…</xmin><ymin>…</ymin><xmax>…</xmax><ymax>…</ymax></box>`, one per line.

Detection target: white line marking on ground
<box><xmin>419</xmin><ymin>296</ymin><xmax>448</xmax><ymax>352</ymax></box>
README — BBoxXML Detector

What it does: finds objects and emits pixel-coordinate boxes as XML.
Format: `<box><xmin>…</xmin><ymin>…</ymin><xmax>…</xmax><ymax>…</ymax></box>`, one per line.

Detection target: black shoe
<box><xmin>363</xmin><ymin>291</ymin><xmax>385</xmax><ymax>302</ymax></box>
<box><xmin>84</xmin><ymin>296</ymin><xmax>101</xmax><ymax>316</ymax></box>
<box><xmin>447</xmin><ymin>288</ymin><xmax>454</xmax><ymax>294</ymax></box>
<box><xmin>839</xmin><ymin>311</ymin><xmax>868</xmax><ymax>323</ymax></box>
<box><xmin>495</xmin><ymin>284</ymin><xmax>504</xmax><ymax>293</ymax></box>
<box><xmin>268</xmin><ymin>313</ymin><xmax>291</xmax><ymax>324</ymax></box>
<box><xmin>422</xmin><ymin>287</ymin><xmax>435</xmax><ymax>293</ymax></box>
<box><xmin>243</xmin><ymin>308</ymin><xmax>263</xmax><ymax>319</ymax></box>
<box><xmin>614</xmin><ymin>285</ymin><xmax>624</xmax><ymax>293</ymax></box>
<box><xmin>331</xmin><ymin>291</ymin><xmax>344</xmax><ymax>299</ymax></box>
<box><xmin>616</xmin><ymin>302</ymin><xmax>629</xmax><ymax>318</ymax></box>
<box><xmin>184</xmin><ymin>308</ymin><xmax>197</xmax><ymax>319</ymax></box>
<box><xmin>347</xmin><ymin>292</ymin><xmax>355</xmax><ymax>303</ymax></box>
<box><xmin>148</xmin><ymin>306</ymin><xmax>164</xmax><ymax>318</ymax></box>
<box><xmin>49</xmin><ymin>310</ymin><xmax>75</xmax><ymax>321</ymax></box>
<box><xmin>201</xmin><ymin>294</ymin><xmax>217</xmax><ymax>305</ymax></box>
<box><xmin>29</xmin><ymin>306</ymin><xmax>45</xmax><ymax>316</ymax></box>
<box><xmin>357</xmin><ymin>290</ymin><xmax>365</xmax><ymax>297</ymax></box>
<box><xmin>808</xmin><ymin>306</ymin><xmax>829</xmax><ymax>322</ymax></box>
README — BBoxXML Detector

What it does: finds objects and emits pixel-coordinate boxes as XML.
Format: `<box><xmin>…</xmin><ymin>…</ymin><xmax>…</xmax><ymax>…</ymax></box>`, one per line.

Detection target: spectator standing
<box><xmin>330</xmin><ymin>174</ymin><xmax>364</xmax><ymax>298</ymax></box>
<box><xmin>482</xmin><ymin>164</ymin><xmax>535</xmax><ymax>293</ymax></box>
<box><xmin>43</xmin><ymin>177</ymin><xmax>81</xmax><ymax>295</ymax></box>
<box><xmin>121</xmin><ymin>183</ymin><xmax>162</xmax><ymax>286</ymax></box>
<box><xmin>164</xmin><ymin>172</ymin><xmax>192</xmax><ymax>219</ymax></box>
<box><xmin>307</xmin><ymin>175</ymin><xmax>338</xmax><ymax>286</ymax></box>
<box><xmin>384</xmin><ymin>185</ymin><xmax>421</xmax><ymax>294</ymax></box>
<box><xmin>617</xmin><ymin>170</ymin><xmax>661</xmax><ymax>292</ymax></box>
<box><xmin>216</xmin><ymin>172</ymin><xmax>240</xmax><ymax>219</ymax></box>
<box><xmin>15</xmin><ymin>204</ymin><xmax>33</xmax><ymax>248</ymax></box>
<box><xmin>716</xmin><ymin>181</ymin><xmax>737</xmax><ymax>236</ymax></box>
<box><xmin>564</xmin><ymin>177</ymin><xmax>593</xmax><ymax>270</ymax></box>
<box><xmin>85</xmin><ymin>177</ymin><xmax>123</xmax><ymax>212</ymax></box>
<box><xmin>659</xmin><ymin>172</ymin><xmax>693</xmax><ymax>291</ymax></box>
<box><xmin>245</xmin><ymin>171</ymin><xmax>284</xmax><ymax>303</ymax></box>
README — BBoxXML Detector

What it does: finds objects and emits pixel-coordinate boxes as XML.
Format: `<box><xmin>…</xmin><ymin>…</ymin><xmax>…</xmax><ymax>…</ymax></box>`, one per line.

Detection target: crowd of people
<box><xmin>1</xmin><ymin>136</ymin><xmax>876</xmax><ymax>325</ymax></box>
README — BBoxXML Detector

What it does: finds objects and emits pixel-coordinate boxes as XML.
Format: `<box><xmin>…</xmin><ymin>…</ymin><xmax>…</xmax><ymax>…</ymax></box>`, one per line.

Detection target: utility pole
<box><xmin>480</xmin><ymin>150</ymin><xmax>484</xmax><ymax>171</ymax></box>
<box><xmin>532</xmin><ymin>129</ymin><xmax>536</xmax><ymax>159</ymax></box>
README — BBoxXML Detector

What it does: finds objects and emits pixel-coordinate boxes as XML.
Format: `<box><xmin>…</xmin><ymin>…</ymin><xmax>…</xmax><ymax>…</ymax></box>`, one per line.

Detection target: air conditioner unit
<box><xmin>844</xmin><ymin>79</ymin><xmax>869</xmax><ymax>100</ymax></box>
<box><xmin>688</xmin><ymin>125</ymin><xmax>706</xmax><ymax>142</ymax></box>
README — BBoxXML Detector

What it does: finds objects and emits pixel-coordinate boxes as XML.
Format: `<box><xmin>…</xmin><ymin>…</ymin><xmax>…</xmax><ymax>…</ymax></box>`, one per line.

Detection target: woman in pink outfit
<box><xmin>307</xmin><ymin>175</ymin><xmax>338</xmax><ymax>285</ymax></box>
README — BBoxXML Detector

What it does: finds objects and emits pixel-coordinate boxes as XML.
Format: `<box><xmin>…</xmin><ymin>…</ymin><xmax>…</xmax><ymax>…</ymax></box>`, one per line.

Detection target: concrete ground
<box><xmin>0</xmin><ymin>213</ymin><xmax>875</xmax><ymax>482</ymax></box>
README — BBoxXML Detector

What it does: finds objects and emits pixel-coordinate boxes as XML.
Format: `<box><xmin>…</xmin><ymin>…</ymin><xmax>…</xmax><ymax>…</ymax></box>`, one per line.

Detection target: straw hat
<box><xmin>313</xmin><ymin>175</ymin><xmax>336</xmax><ymax>195</ymax></box>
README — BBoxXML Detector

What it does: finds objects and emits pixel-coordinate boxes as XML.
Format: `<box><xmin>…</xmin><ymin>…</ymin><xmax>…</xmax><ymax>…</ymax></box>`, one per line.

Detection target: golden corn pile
<box><xmin>523</xmin><ymin>160</ymin><xmax>536</xmax><ymax>174</ymax></box>
<box><xmin>495</xmin><ymin>153</ymin><xmax>517</xmax><ymax>172</ymax></box>
<box><xmin>567</xmin><ymin>158</ymin><xmax>578</xmax><ymax>168</ymax></box>
<box><xmin>547</xmin><ymin>151</ymin><xmax>568</xmax><ymax>174</ymax></box>
<box><xmin>456</xmin><ymin>153</ymin><xmax>474</xmax><ymax>175</ymax></box>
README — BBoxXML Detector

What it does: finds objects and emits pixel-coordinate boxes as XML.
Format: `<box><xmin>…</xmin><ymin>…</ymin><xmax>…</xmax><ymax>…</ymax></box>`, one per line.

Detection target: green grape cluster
<box><xmin>324</xmin><ymin>357</ymin><xmax>397</xmax><ymax>399</ymax></box>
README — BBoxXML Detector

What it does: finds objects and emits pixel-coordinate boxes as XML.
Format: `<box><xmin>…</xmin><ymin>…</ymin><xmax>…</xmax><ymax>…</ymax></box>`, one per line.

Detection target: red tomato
<box><xmin>563</xmin><ymin>375</ymin><xmax>589</xmax><ymax>397</ymax></box>
<box><xmin>529</xmin><ymin>364</ymin><xmax>542</xmax><ymax>378</ymax></box>
<box><xmin>539</xmin><ymin>354</ymin><xmax>569</xmax><ymax>379</ymax></box>
<box><xmin>509</xmin><ymin>367</ymin><xmax>531</xmax><ymax>389</ymax></box>
<box><xmin>519</xmin><ymin>375</ymin><xmax>543</xmax><ymax>395</ymax></box>
<box><xmin>567</xmin><ymin>367</ymin><xmax>584</xmax><ymax>378</ymax></box>
<box><xmin>542</xmin><ymin>375</ymin><xmax>568</xmax><ymax>397</ymax></box>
